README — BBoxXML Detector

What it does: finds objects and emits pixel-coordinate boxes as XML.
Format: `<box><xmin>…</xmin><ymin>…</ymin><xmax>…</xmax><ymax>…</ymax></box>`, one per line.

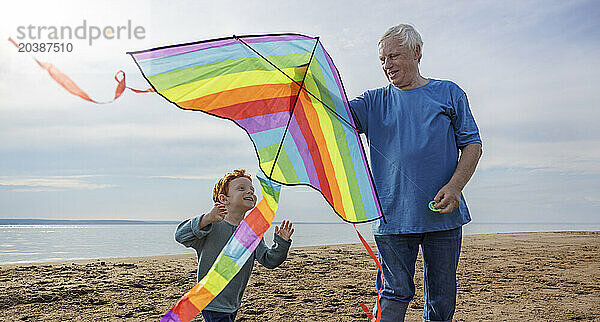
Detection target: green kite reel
<box><xmin>428</xmin><ymin>201</ymin><xmax>442</xmax><ymax>212</ymax></box>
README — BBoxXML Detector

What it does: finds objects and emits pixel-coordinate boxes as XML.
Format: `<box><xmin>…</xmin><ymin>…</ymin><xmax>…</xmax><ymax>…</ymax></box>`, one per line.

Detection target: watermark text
<box><xmin>16</xmin><ymin>20</ymin><xmax>146</xmax><ymax>46</ymax></box>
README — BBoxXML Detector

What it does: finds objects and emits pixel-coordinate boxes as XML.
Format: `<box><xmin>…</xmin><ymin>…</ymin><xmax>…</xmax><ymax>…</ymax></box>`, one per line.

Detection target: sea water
<box><xmin>1</xmin><ymin>222</ymin><xmax>599</xmax><ymax>264</ymax></box>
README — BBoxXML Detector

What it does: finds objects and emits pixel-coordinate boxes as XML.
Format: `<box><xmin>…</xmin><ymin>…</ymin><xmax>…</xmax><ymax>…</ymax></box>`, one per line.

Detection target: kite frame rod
<box><xmin>239</xmin><ymin>38</ymin><xmax>319</xmax><ymax>179</ymax></box>
<box><xmin>234</xmin><ymin>36</ymin><xmax>359</xmax><ymax>134</ymax></box>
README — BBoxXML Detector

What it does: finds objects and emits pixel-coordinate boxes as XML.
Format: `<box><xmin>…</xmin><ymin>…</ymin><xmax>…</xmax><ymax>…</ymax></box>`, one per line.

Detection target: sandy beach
<box><xmin>1</xmin><ymin>231</ymin><xmax>599</xmax><ymax>321</ymax></box>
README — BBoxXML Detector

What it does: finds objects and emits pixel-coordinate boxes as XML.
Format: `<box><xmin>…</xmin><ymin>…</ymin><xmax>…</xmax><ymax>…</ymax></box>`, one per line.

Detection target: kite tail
<box><xmin>354</xmin><ymin>224</ymin><xmax>382</xmax><ymax>322</ymax></box>
<box><xmin>7</xmin><ymin>37</ymin><xmax>153</xmax><ymax>104</ymax></box>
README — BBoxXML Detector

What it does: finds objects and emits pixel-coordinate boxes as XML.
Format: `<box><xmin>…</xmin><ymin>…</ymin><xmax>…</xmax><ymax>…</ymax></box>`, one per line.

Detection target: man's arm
<box><xmin>348</xmin><ymin>92</ymin><xmax>372</xmax><ymax>135</ymax></box>
<box><xmin>433</xmin><ymin>142</ymin><xmax>482</xmax><ymax>214</ymax></box>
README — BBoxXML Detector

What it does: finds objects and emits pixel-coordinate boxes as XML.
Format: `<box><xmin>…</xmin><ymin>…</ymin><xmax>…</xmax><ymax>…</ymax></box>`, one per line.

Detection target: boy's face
<box><xmin>224</xmin><ymin>177</ymin><xmax>256</xmax><ymax>212</ymax></box>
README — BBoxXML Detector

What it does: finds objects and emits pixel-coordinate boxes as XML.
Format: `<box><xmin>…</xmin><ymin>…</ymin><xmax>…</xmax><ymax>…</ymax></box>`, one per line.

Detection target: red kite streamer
<box><xmin>8</xmin><ymin>37</ymin><xmax>153</xmax><ymax>103</ymax></box>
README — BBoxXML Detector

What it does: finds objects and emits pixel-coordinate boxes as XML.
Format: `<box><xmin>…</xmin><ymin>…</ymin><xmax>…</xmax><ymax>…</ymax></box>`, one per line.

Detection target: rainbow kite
<box><xmin>127</xmin><ymin>33</ymin><xmax>385</xmax><ymax>321</ymax></box>
<box><xmin>128</xmin><ymin>33</ymin><xmax>383</xmax><ymax>224</ymax></box>
<box><xmin>162</xmin><ymin>173</ymin><xmax>281</xmax><ymax>322</ymax></box>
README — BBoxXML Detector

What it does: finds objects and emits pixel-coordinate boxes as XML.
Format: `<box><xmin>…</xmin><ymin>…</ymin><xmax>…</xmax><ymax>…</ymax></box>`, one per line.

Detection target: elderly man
<box><xmin>349</xmin><ymin>24</ymin><xmax>482</xmax><ymax>322</ymax></box>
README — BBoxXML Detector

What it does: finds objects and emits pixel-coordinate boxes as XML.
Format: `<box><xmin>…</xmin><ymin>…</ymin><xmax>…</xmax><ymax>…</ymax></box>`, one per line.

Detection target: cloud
<box><xmin>475</xmin><ymin>138</ymin><xmax>600</xmax><ymax>176</ymax></box>
<box><xmin>584</xmin><ymin>196</ymin><xmax>600</xmax><ymax>203</ymax></box>
<box><xmin>0</xmin><ymin>116</ymin><xmax>246</xmax><ymax>149</ymax></box>
<box><xmin>148</xmin><ymin>174</ymin><xmax>220</xmax><ymax>180</ymax></box>
<box><xmin>0</xmin><ymin>176</ymin><xmax>117</xmax><ymax>192</ymax></box>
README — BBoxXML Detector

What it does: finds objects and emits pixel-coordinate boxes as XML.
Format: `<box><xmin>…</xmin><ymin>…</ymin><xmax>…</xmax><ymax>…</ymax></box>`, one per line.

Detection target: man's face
<box><xmin>378</xmin><ymin>37</ymin><xmax>420</xmax><ymax>89</ymax></box>
<box><xmin>225</xmin><ymin>177</ymin><xmax>257</xmax><ymax>212</ymax></box>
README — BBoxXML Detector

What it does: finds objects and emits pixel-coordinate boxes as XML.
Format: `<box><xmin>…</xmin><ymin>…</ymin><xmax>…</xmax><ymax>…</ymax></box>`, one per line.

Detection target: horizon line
<box><xmin>1</xmin><ymin>219</ymin><xmax>600</xmax><ymax>225</ymax></box>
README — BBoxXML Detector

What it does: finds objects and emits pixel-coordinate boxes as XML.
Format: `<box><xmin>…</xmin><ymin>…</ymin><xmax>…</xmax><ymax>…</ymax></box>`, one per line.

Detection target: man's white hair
<box><xmin>379</xmin><ymin>24</ymin><xmax>423</xmax><ymax>58</ymax></box>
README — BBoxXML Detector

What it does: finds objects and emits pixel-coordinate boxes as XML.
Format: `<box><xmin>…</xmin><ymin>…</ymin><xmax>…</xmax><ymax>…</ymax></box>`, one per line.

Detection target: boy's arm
<box><xmin>254</xmin><ymin>235</ymin><xmax>292</xmax><ymax>269</ymax></box>
<box><xmin>255</xmin><ymin>220</ymin><xmax>294</xmax><ymax>268</ymax></box>
<box><xmin>174</xmin><ymin>214</ymin><xmax>213</xmax><ymax>249</ymax></box>
<box><xmin>175</xmin><ymin>203</ymin><xmax>227</xmax><ymax>248</ymax></box>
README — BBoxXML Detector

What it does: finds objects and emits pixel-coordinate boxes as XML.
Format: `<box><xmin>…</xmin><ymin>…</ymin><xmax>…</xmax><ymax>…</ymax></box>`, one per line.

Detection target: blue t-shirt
<box><xmin>349</xmin><ymin>79</ymin><xmax>481</xmax><ymax>234</ymax></box>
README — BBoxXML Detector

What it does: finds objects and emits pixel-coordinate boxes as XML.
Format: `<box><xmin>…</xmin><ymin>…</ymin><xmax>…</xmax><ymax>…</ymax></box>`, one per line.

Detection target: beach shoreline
<box><xmin>1</xmin><ymin>231</ymin><xmax>599</xmax><ymax>321</ymax></box>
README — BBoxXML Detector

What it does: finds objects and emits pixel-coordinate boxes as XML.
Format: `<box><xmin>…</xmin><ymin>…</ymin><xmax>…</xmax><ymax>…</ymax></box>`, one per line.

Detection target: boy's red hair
<box><xmin>212</xmin><ymin>169</ymin><xmax>252</xmax><ymax>203</ymax></box>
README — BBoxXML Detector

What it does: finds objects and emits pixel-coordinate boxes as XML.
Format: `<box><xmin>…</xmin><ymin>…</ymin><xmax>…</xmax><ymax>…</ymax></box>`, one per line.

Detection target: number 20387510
<box><xmin>18</xmin><ymin>42</ymin><xmax>73</xmax><ymax>53</ymax></box>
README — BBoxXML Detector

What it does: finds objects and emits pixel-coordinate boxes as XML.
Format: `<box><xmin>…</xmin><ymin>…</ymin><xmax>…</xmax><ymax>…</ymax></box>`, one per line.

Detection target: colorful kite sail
<box><xmin>128</xmin><ymin>33</ymin><xmax>383</xmax><ymax>224</ymax></box>
<box><xmin>162</xmin><ymin>173</ymin><xmax>281</xmax><ymax>322</ymax></box>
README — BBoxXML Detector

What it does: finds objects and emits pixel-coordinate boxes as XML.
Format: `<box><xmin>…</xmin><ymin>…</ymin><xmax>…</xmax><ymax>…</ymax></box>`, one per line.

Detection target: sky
<box><xmin>0</xmin><ymin>0</ymin><xmax>599</xmax><ymax>224</ymax></box>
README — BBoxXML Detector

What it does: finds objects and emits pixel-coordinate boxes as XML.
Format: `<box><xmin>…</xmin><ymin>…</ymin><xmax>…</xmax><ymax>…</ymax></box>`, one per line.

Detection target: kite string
<box><xmin>234</xmin><ymin>36</ymin><xmax>433</xmax><ymax>201</ymax></box>
<box><xmin>367</xmin><ymin>143</ymin><xmax>431</xmax><ymax>199</ymax></box>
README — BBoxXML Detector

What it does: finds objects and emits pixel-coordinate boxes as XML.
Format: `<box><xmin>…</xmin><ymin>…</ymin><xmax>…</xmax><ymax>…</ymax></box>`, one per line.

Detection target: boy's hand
<box><xmin>206</xmin><ymin>203</ymin><xmax>227</xmax><ymax>223</ymax></box>
<box><xmin>275</xmin><ymin>220</ymin><xmax>294</xmax><ymax>241</ymax></box>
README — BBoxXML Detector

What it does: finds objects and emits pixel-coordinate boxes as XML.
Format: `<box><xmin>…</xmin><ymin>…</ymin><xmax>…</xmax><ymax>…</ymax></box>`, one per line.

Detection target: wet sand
<box><xmin>1</xmin><ymin>231</ymin><xmax>599</xmax><ymax>321</ymax></box>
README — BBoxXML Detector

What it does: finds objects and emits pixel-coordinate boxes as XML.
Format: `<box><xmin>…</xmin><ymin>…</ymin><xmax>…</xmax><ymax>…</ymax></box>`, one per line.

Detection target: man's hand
<box><xmin>433</xmin><ymin>184</ymin><xmax>461</xmax><ymax>214</ymax></box>
<box><xmin>275</xmin><ymin>220</ymin><xmax>294</xmax><ymax>241</ymax></box>
<box><xmin>206</xmin><ymin>203</ymin><xmax>228</xmax><ymax>223</ymax></box>
<box><xmin>433</xmin><ymin>143</ymin><xmax>482</xmax><ymax>214</ymax></box>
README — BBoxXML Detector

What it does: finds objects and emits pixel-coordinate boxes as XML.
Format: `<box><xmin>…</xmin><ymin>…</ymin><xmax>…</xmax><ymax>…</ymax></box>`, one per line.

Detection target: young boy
<box><xmin>175</xmin><ymin>169</ymin><xmax>294</xmax><ymax>322</ymax></box>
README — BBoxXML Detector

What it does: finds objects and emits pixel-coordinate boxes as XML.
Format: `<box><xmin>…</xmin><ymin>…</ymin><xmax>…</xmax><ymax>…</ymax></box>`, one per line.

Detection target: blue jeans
<box><xmin>375</xmin><ymin>227</ymin><xmax>462</xmax><ymax>322</ymax></box>
<box><xmin>201</xmin><ymin>310</ymin><xmax>238</xmax><ymax>322</ymax></box>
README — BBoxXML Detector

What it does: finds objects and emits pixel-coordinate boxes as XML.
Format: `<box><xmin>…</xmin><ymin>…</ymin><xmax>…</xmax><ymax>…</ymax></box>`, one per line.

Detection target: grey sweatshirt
<box><xmin>175</xmin><ymin>214</ymin><xmax>291</xmax><ymax>313</ymax></box>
